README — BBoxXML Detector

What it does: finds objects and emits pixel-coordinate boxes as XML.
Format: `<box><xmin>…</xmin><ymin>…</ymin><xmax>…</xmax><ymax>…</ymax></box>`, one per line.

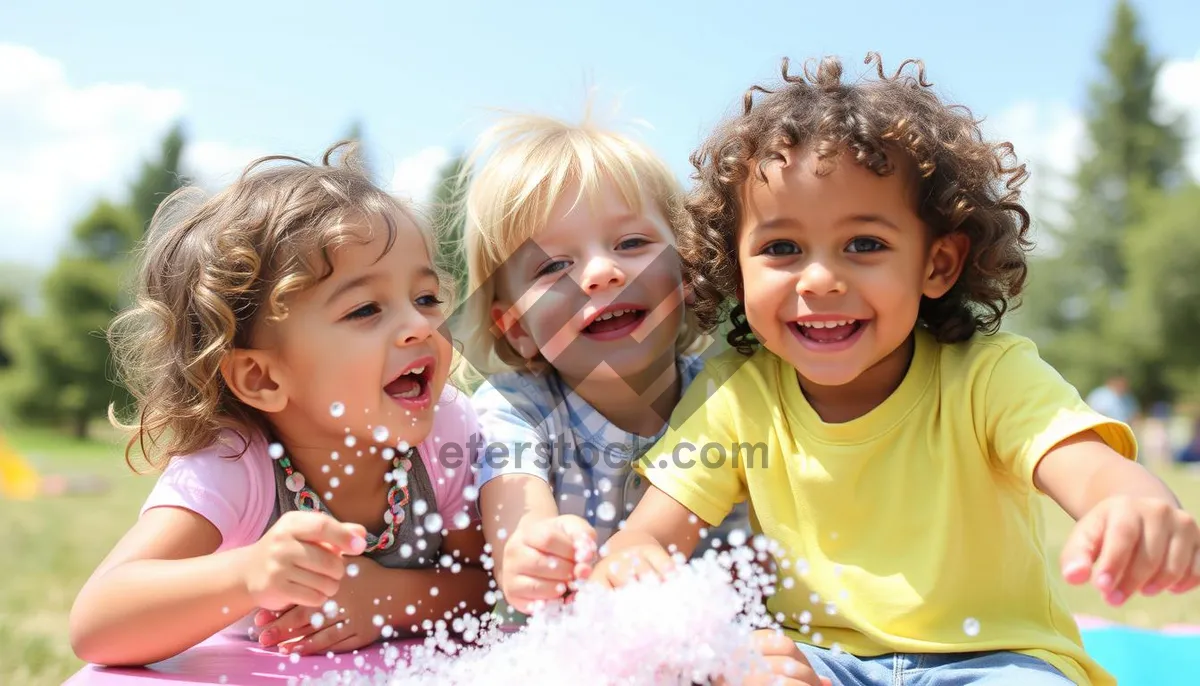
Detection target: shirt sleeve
<box><xmin>635</xmin><ymin>361</ymin><xmax>747</xmax><ymax>528</ymax></box>
<box><xmin>470</xmin><ymin>375</ymin><xmax>555</xmax><ymax>487</ymax></box>
<box><xmin>139</xmin><ymin>431</ymin><xmax>276</xmax><ymax>551</ymax></box>
<box><xmin>421</xmin><ymin>386</ymin><xmax>484</xmax><ymax>528</ymax></box>
<box><xmin>983</xmin><ymin>336</ymin><xmax>1138</xmax><ymax>488</ymax></box>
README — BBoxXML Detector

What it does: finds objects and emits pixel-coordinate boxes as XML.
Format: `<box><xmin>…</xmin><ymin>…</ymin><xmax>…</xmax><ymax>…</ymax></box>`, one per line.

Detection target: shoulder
<box><xmin>142</xmin><ymin>428</ymin><xmax>276</xmax><ymax>550</ymax></box>
<box><xmin>928</xmin><ymin>329</ymin><xmax>1044</xmax><ymax>382</ymax></box>
<box><xmin>470</xmin><ymin>368</ymin><xmax>563</xmax><ymax>425</ymax></box>
<box><xmin>423</xmin><ymin>384</ymin><xmax>483</xmax><ymax>455</ymax></box>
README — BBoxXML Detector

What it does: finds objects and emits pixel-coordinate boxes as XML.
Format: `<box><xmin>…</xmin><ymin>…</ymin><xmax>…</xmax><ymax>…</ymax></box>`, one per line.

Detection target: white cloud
<box><xmin>390</xmin><ymin>146</ymin><xmax>452</xmax><ymax>204</ymax></box>
<box><xmin>0</xmin><ymin>44</ymin><xmax>184</xmax><ymax>269</ymax></box>
<box><xmin>0</xmin><ymin>43</ymin><xmax>447</xmax><ymax>271</ymax></box>
<box><xmin>984</xmin><ymin>53</ymin><xmax>1200</xmax><ymax>254</ymax></box>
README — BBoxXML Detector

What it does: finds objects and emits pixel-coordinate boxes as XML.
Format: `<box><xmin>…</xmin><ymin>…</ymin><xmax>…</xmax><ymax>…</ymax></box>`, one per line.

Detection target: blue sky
<box><xmin>2</xmin><ymin>0</ymin><xmax>1198</xmax><ymax>268</ymax></box>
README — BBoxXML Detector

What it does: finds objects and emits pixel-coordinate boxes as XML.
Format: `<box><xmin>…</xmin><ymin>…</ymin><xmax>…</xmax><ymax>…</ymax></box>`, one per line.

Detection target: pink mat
<box><xmin>65</xmin><ymin>633</ymin><xmax>424</xmax><ymax>685</ymax></box>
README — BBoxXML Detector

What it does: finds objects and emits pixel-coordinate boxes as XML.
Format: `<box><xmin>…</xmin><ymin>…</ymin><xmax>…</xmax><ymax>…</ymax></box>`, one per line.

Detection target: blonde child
<box><xmin>452</xmin><ymin>113</ymin><xmax>752</xmax><ymax>622</ymax></box>
<box><xmin>592</xmin><ymin>55</ymin><xmax>1200</xmax><ymax>686</ymax></box>
<box><xmin>69</xmin><ymin>143</ymin><xmax>491</xmax><ymax>666</ymax></box>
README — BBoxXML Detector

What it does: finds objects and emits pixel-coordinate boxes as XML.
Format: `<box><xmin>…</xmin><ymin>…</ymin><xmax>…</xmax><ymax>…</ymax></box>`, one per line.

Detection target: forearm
<box><xmin>479</xmin><ymin>474</ymin><xmax>559</xmax><ymax>586</ymax></box>
<box><xmin>1076</xmin><ymin>458</ymin><xmax>1180</xmax><ymax>514</ymax></box>
<box><xmin>69</xmin><ymin>547</ymin><xmax>254</xmax><ymax>667</ymax></box>
<box><xmin>369</xmin><ymin>564</ymin><xmax>493</xmax><ymax>638</ymax></box>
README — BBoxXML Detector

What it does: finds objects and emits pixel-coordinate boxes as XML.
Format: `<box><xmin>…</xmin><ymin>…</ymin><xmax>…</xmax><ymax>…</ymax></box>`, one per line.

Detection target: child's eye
<box><xmin>617</xmin><ymin>237</ymin><xmax>649</xmax><ymax>250</ymax></box>
<box><xmin>536</xmin><ymin>260</ymin><xmax>570</xmax><ymax>278</ymax></box>
<box><xmin>846</xmin><ymin>237</ymin><xmax>885</xmax><ymax>253</ymax></box>
<box><xmin>345</xmin><ymin>303</ymin><xmax>381</xmax><ymax>320</ymax></box>
<box><xmin>416</xmin><ymin>294</ymin><xmax>444</xmax><ymax>308</ymax></box>
<box><xmin>762</xmin><ymin>241</ymin><xmax>800</xmax><ymax>256</ymax></box>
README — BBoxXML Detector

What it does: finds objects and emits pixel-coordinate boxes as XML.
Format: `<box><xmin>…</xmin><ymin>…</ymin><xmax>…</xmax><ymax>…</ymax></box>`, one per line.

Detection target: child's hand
<box><xmin>501</xmin><ymin>514</ymin><xmax>597</xmax><ymax>614</ymax></box>
<box><xmin>240</xmin><ymin>511</ymin><xmax>367</xmax><ymax>612</ymax></box>
<box><xmin>590</xmin><ymin>543</ymin><xmax>677</xmax><ymax>589</ymax></box>
<box><xmin>253</xmin><ymin>556</ymin><xmax>386</xmax><ymax>655</ymax></box>
<box><xmin>1061</xmin><ymin>495</ymin><xmax>1200</xmax><ymax>605</ymax></box>
<box><xmin>717</xmin><ymin>628</ymin><xmax>830</xmax><ymax>686</ymax></box>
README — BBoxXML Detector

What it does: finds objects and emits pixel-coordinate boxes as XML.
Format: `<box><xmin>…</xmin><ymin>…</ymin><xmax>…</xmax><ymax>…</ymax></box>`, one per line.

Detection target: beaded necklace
<box><xmin>274</xmin><ymin>446</ymin><xmax>414</xmax><ymax>553</ymax></box>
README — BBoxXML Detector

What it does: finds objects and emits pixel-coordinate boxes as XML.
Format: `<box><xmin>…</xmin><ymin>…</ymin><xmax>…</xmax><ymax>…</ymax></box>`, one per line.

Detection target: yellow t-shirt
<box><xmin>637</xmin><ymin>329</ymin><xmax>1136</xmax><ymax>686</ymax></box>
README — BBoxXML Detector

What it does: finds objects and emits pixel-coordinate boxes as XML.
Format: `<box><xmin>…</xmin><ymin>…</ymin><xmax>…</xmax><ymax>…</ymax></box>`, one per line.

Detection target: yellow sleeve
<box><xmin>635</xmin><ymin>361</ymin><xmax>747</xmax><ymax>527</ymax></box>
<box><xmin>982</xmin><ymin>336</ymin><xmax>1138</xmax><ymax>487</ymax></box>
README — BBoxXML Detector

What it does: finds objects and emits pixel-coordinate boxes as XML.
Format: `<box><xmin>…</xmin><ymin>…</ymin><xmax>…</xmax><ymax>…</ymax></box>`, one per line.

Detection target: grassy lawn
<box><xmin>3</xmin><ymin>426</ymin><xmax>1200</xmax><ymax>685</ymax></box>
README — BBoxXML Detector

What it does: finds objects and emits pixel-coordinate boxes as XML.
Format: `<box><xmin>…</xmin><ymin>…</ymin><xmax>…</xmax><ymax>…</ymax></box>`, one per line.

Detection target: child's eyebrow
<box><xmin>325</xmin><ymin>273</ymin><xmax>380</xmax><ymax>305</ymax></box>
<box><xmin>839</xmin><ymin>213</ymin><xmax>900</xmax><ymax>231</ymax></box>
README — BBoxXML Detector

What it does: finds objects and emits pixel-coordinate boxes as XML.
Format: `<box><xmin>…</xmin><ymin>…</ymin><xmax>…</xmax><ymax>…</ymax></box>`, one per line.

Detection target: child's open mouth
<box><xmin>384</xmin><ymin>359</ymin><xmax>434</xmax><ymax>408</ymax></box>
<box><xmin>581</xmin><ymin>307</ymin><xmax>648</xmax><ymax>341</ymax></box>
<box><xmin>790</xmin><ymin>319</ymin><xmax>865</xmax><ymax>348</ymax></box>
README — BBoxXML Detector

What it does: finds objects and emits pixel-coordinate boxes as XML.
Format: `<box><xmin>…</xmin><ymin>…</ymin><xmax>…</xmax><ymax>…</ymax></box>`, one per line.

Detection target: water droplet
<box><xmin>596</xmin><ymin>501</ymin><xmax>617</xmax><ymax>521</ymax></box>
<box><xmin>414</xmin><ymin>499</ymin><xmax>428</xmax><ymax>516</ymax></box>
<box><xmin>405</xmin><ymin>605</ymin><xmax>417</xmax><ymax>615</ymax></box>
<box><xmin>810</xmin><ymin>592</ymin><xmax>820</xmax><ymax>604</ymax></box>
<box><xmin>323</xmin><ymin>599</ymin><xmax>339</xmax><ymax>617</ymax></box>
<box><xmin>321</xmin><ymin>465</ymin><xmax>330</xmax><ymax>473</ymax></box>
<box><xmin>782</xmin><ymin>577</ymin><xmax>795</xmax><ymax>589</ymax></box>
<box><xmin>373</xmin><ymin>614</ymin><xmax>385</xmax><ymax>627</ymax></box>
<box><xmin>345</xmin><ymin>465</ymin><xmax>354</xmax><ymax>475</ymax></box>
<box><xmin>382</xmin><ymin>447</ymin><xmax>395</xmax><ymax>460</ymax></box>
<box><xmin>598</xmin><ymin>477</ymin><xmax>613</xmax><ymax>493</ymax></box>
<box><xmin>462</xmin><ymin>484</ymin><xmax>479</xmax><ymax>502</ymax></box>
<box><xmin>289</xmin><ymin>651</ymin><xmax>301</xmax><ymax>664</ymax></box>
<box><xmin>799</xmin><ymin>610</ymin><xmax>813</xmax><ymax>624</ymax></box>
<box><xmin>424</xmin><ymin>513</ymin><xmax>444</xmax><ymax>532</ymax></box>
<box><xmin>330</xmin><ymin>477</ymin><xmax>340</xmax><ymax>488</ymax></box>
<box><xmin>430</xmin><ymin>586</ymin><xmax>440</xmax><ymax>596</ymax></box>
<box><xmin>812</xmin><ymin>631</ymin><xmax>823</xmax><ymax>644</ymax></box>
<box><xmin>400</xmin><ymin>543</ymin><xmax>413</xmax><ymax>558</ymax></box>
<box><xmin>397</xmin><ymin>441</ymin><xmax>410</xmax><ymax>453</ymax></box>
<box><xmin>373</xmin><ymin>425</ymin><xmax>390</xmax><ymax>443</ymax></box>
<box><xmin>727</xmin><ymin>529</ymin><xmax>748</xmax><ymax>548</ymax></box>
<box><xmin>344</xmin><ymin>435</ymin><xmax>357</xmax><ymax>447</ymax></box>
<box><xmin>381</xmin><ymin>625</ymin><xmax>395</xmax><ymax>639</ymax></box>
<box><xmin>310</xmin><ymin>612</ymin><xmax>325</xmax><ymax>629</ymax></box>
<box><xmin>825</xmin><ymin>602</ymin><xmax>838</xmax><ymax>615</ymax></box>
<box><xmin>347</xmin><ymin>563</ymin><xmax>360</xmax><ymax>577</ymax></box>
<box><xmin>330</xmin><ymin>402</ymin><xmax>346</xmax><ymax>417</ymax></box>
<box><xmin>268</xmin><ymin>443</ymin><xmax>284</xmax><ymax>459</ymax></box>
<box><xmin>963</xmin><ymin>617</ymin><xmax>981</xmax><ymax>636</ymax></box>
<box><xmin>453</xmin><ymin>511</ymin><xmax>471</xmax><ymax>529</ymax></box>
<box><xmin>496</xmin><ymin>528</ymin><xmax>508</xmax><ymax>540</ymax></box>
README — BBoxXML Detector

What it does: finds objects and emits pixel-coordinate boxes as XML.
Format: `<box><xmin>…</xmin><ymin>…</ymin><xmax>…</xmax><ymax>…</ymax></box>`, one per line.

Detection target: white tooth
<box><xmin>396</xmin><ymin>386</ymin><xmax>420</xmax><ymax>399</ymax></box>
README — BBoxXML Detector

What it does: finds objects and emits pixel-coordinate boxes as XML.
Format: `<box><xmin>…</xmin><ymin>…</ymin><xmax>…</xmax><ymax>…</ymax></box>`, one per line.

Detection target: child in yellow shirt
<box><xmin>589</xmin><ymin>54</ymin><xmax>1200</xmax><ymax>686</ymax></box>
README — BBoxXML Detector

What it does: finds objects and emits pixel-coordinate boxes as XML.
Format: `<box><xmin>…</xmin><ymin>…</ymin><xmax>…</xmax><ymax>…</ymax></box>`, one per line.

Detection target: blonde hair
<box><xmin>452</xmin><ymin>112</ymin><xmax>702</xmax><ymax>388</ymax></box>
<box><xmin>109</xmin><ymin>142</ymin><xmax>451</xmax><ymax>473</ymax></box>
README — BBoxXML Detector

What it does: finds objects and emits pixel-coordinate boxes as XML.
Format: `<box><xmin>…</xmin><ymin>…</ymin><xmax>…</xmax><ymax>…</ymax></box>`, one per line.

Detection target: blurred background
<box><xmin>1</xmin><ymin>0</ymin><xmax>1198</xmax><ymax>683</ymax></box>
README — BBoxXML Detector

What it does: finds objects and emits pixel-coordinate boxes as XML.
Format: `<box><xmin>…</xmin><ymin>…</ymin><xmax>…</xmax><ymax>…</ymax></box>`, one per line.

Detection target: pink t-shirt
<box><xmin>140</xmin><ymin>386</ymin><xmax>482</xmax><ymax>553</ymax></box>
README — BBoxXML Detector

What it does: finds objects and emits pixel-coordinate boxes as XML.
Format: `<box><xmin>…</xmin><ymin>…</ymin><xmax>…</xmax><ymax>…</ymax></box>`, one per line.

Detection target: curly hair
<box><xmin>682</xmin><ymin>53</ymin><xmax>1033</xmax><ymax>354</ymax></box>
<box><xmin>108</xmin><ymin>142</ymin><xmax>444</xmax><ymax>473</ymax></box>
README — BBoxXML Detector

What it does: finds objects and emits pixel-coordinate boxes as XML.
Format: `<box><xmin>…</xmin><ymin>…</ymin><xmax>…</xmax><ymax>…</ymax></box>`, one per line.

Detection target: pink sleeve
<box><xmin>140</xmin><ymin>430</ymin><xmax>277</xmax><ymax>552</ymax></box>
<box><xmin>419</xmin><ymin>386</ymin><xmax>483</xmax><ymax>530</ymax></box>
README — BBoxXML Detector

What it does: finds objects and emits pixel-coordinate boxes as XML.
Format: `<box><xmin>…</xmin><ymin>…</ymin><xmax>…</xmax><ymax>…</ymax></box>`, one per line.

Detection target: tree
<box><xmin>1019</xmin><ymin>0</ymin><xmax>1187</xmax><ymax>402</ymax></box>
<box><xmin>4</xmin><ymin>125</ymin><xmax>187</xmax><ymax>438</ymax></box>
<box><xmin>430</xmin><ymin>154</ymin><xmax>468</xmax><ymax>308</ymax></box>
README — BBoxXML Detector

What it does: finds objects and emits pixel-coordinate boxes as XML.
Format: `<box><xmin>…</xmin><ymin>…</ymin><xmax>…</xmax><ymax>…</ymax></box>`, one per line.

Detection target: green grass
<box><xmin>3</xmin><ymin>427</ymin><xmax>1200</xmax><ymax>685</ymax></box>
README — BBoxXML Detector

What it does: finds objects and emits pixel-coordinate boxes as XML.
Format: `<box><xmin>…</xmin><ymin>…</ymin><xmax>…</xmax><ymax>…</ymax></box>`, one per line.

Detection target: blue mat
<box><xmin>1082</xmin><ymin>625</ymin><xmax>1200</xmax><ymax>685</ymax></box>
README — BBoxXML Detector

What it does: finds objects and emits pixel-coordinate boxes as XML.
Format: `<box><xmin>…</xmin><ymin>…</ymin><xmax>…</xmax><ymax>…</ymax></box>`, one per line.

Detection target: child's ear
<box><xmin>923</xmin><ymin>231</ymin><xmax>970</xmax><ymax>299</ymax></box>
<box><xmin>489</xmin><ymin>301</ymin><xmax>538</xmax><ymax>361</ymax></box>
<box><xmin>220</xmin><ymin>349</ymin><xmax>289</xmax><ymax>414</ymax></box>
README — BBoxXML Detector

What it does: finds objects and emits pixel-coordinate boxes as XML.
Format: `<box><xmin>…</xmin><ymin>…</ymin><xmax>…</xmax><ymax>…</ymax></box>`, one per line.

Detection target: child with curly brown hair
<box><xmin>589</xmin><ymin>55</ymin><xmax>1200</xmax><ymax>686</ymax></box>
<box><xmin>68</xmin><ymin>143</ymin><xmax>491</xmax><ymax>667</ymax></box>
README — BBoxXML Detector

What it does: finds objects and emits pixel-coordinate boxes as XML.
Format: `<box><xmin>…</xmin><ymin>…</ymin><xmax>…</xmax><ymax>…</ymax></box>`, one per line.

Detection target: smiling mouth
<box><xmin>582</xmin><ymin>307</ymin><xmax>648</xmax><ymax>335</ymax></box>
<box><xmin>791</xmin><ymin>319</ymin><xmax>864</xmax><ymax>343</ymax></box>
<box><xmin>384</xmin><ymin>362</ymin><xmax>432</xmax><ymax>401</ymax></box>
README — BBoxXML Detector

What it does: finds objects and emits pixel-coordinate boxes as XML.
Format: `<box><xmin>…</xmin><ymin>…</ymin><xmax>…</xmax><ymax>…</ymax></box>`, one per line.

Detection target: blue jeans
<box><xmin>796</xmin><ymin>644</ymin><xmax>1075</xmax><ymax>685</ymax></box>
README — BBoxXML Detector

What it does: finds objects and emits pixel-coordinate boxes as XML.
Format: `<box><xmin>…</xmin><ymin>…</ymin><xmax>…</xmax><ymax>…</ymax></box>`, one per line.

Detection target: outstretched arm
<box><xmin>1035</xmin><ymin>430</ymin><xmax>1199</xmax><ymax>604</ymax></box>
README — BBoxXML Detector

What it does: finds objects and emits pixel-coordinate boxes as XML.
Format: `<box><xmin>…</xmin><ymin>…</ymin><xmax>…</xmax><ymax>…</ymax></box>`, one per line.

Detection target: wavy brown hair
<box><xmin>108</xmin><ymin>142</ymin><xmax>443</xmax><ymax>473</ymax></box>
<box><xmin>682</xmin><ymin>53</ymin><xmax>1033</xmax><ymax>354</ymax></box>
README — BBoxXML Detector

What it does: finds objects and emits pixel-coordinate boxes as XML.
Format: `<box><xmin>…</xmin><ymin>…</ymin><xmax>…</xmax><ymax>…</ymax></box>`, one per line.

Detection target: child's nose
<box><xmin>581</xmin><ymin>256</ymin><xmax>626</xmax><ymax>292</ymax></box>
<box><xmin>796</xmin><ymin>260</ymin><xmax>845</xmax><ymax>296</ymax></box>
<box><xmin>394</xmin><ymin>314</ymin><xmax>435</xmax><ymax>346</ymax></box>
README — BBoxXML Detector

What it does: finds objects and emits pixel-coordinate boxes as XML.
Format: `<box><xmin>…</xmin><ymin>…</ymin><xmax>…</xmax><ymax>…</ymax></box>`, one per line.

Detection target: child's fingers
<box><xmin>1168</xmin><ymin>548</ymin><xmax>1200</xmax><ymax>594</ymax></box>
<box><xmin>292</xmin><ymin>541</ymin><xmax>350</xmax><ymax>584</ymax></box>
<box><xmin>284</xmin><ymin>619</ymin><xmax>351</xmax><ymax>656</ymax></box>
<box><xmin>283</xmin><ymin>511</ymin><xmax>367</xmax><ymax>556</ymax></box>
<box><xmin>508</xmin><ymin>574</ymin><xmax>570</xmax><ymax>608</ymax></box>
<box><xmin>1090</xmin><ymin>508</ymin><xmax>1143</xmax><ymax>599</ymax></box>
<box><xmin>1113</xmin><ymin>513</ymin><xmax>1171</xmax><ymax>602</ymax></box>
<box><xmin>1143</xmin><ymin>535</ymin><xmax>1196</xmax><ymax>595</ymax></box>
<box><xmin>278</xmin><ymin>579</ymin><xmax>331</xmax><ymax>610</ymax></box>
<box><xmin>259</xmin><ymin>605</ymin><xmax>317</xmax><ymax>646</ymax></box>
<box><xmin>523</xmin><ymin>522</ymin><xmax>586</xmax><ymax>563</ymax></box>
<box><xmin>631</xmin><ymin>547</ymin><xmax>676</xmax><ymax>583</ymax></box>
<box><xmin>512</xmin><ymin>542</ymin><xmax>576</xmax><ymax>583</ymax></box>
<box><xmin>1060</xmin><ymin>509</ymin><xmax>1107</xmax><ymax>584</ymax></box>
